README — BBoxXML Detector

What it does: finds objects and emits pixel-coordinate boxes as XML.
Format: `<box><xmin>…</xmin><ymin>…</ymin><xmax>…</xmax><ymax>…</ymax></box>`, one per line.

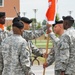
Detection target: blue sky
<box><xmin>20</xmin><ymin>0</ymin><xmax>75</xmax><ymax>22</ymax></box>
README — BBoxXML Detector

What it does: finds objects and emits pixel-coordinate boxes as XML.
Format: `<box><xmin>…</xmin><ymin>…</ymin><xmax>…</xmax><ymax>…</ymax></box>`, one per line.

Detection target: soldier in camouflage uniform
<box><xmin>44</xmin><ymin>16</ymin><xmax>75</xmax><ymax>75</ymax></box>
<box><xmin>0</xmin><ymin>12</ymin><xmax>7</xmax><ymax>44</ymax></box>
<box><xmin>12</xmin><ymin>17</ymin><xmax>46</xmax><ymax>75</ymax></box>
<box><xmin>1</xmin><ymin>21</ymin><xmax>31</xmax><ymax>75</ymax></box>
<box><xmin>20</xmin><ymin>17</ymin><xmax>45</xmax><ymax>57</ymax></box>
<box><xmin>21</xmin><ymin>17</ymin><xmax>47</xmax><ymax>40</ymax></box>
<box><xmin>21</xmin><ymin>17</ymin><xmax>47</xmax><ymax>75</ymax></box>
<box><xmin>60</xmin><ymin>16</ymin><xmax>75</xmax><ymax>75</ymax></box>
<box><xmin>13</xmin><ymin>17</ymin><xmax>47</xmax><ymax>40</ymax></box>
<box><xmin>13</xmin><ymin>17</ymin><xmax>44</xmax><ymax>61</ymax></box>
<box><xmin>43</xmin><ymin>20</ymin><xmax>65</xmax><ymax>75</ymax></box>
<box><xmin>0</xmin><ymin>12</ymin><xmax>8</xmax><ymax>75</ymax></box>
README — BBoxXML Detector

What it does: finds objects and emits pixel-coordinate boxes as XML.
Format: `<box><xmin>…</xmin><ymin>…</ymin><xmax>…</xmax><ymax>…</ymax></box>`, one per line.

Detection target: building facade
<box><xmin>0</xmin><ymin>0</ymin><xmax>20</xmax><ymax>26</ymax></box>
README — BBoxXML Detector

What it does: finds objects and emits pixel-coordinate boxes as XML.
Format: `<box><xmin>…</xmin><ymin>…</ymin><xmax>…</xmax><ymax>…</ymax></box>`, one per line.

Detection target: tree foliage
<box><xmin>36</xmin><ymin>22</ymin><xmax>41</xmax><ymax>29</ymax></box>
<box><xmin>6</xmin><ymin>25</ymin><xmax>12</xmax><ymax>31</ymax></box>
<box><xmin>42</xmin><ymin>19</ymin><xmax>47</xmax><ymax>25</ymax></box>
<box><xmin>55</xmin><ymin>13</ymin><xmax>60</xmax><ymax>21</ymax></box>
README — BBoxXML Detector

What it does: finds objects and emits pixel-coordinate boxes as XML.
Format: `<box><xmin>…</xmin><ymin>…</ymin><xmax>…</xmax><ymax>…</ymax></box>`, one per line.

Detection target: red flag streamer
<box><xmin>46</xmin><ymin>0</ymin><xmax>57</xmax><ymax>24</ymax></box>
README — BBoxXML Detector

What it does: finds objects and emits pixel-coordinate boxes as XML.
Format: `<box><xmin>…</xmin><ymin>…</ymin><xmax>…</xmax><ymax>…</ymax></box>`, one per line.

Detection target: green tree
<box><xmin>31</xmin><ymin>18</ymin><xmax>37</xmax><ymax>23</ymax></box>
<box><xmin>36</xmin><ymin>22</ymin><xmax>41</xmax><ymax>29</ymax></box>
<box><xmin>31</xmin><ymin>18</ymin><xmax>37</xmax><ymax>30</ymax></box>
<box><xmin>55</xmin><ymin>13</ymin><xmax>60</xmax><ymax>21</ymax></box>
<box><xmin>42</xmin><ymin>19</ymin><xmax>47</xmax><ymax>25</ymax></box>
<box><xmin>73</xmin><ymin>23</ymin><xmax>75</xmax><ymax>28</ymax></box>
<box><xmin>6</xmin><ymin>25</ymin><xmax>12</xmax><ymax>31</ymax></box>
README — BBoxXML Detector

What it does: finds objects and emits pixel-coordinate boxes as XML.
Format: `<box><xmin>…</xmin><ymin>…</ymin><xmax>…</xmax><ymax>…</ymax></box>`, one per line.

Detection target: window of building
<box><xmin>0</xmin><ymin>0</ymin><xmax>4</xmax><ymax>7</ymax></box>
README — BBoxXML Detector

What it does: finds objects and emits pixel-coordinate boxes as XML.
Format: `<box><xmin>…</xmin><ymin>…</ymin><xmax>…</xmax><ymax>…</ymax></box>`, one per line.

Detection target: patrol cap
<box><xmin>12</xmin><ymin>22</ymin><xmax>24</xmax><ymax>29</ymax></box>
<box><xmin>0</xmin><ymin>12</ymin><xmax>5</xmax><ymax>18</ymax></box>
<box><xmin>12</xmin><ymin>17</ymin><xmax>20</xmax><ymax>23</ymax></box>
<box><xmin>62</xmin><ymin>16</ymin><xmax>74</xmax><ymax>21</ymax></box>
<box><xmin>53</xmin><ymin>20</ymin><xmax>63</xmax><ymax>27</ymax></box>
<box><xmin>21</xmin><ymin>17</ymin><xmax>32</xmax><ymax>24</ymax></box>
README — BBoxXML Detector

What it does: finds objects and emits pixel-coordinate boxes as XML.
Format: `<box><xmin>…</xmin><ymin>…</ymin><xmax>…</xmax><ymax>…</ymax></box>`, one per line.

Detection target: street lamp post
<box><xmin>33</xmin><ymin>9</ymin><xmax>38</xmax><ymax>29</ymax></box>
<box><xmin>68</xmin><ymin>11</ymin><xmax>72</xmax><ymax>16</ymax></box>
<box><xmin>23</xmin><ymin>12</ymin><xmax>26</xmax><ymax>16</ymax></box>
<box><xmin>33</xmin><ymin>9</ymin><xmax>38</xmax><ymax>44</ymax></box>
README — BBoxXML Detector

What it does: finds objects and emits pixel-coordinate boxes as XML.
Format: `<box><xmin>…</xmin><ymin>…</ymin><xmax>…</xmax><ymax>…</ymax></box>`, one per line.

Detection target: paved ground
<box><xmin>31</xmin><ymin>65</ymin><xmax>54</xmax><ymax>75</ymax></box>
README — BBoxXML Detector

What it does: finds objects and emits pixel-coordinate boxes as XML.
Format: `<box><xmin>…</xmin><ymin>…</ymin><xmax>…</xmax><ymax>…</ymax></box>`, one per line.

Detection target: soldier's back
<box><xmin>0</xmin><ymin>29</ymin><xmax>8</xmax><ymax>45</ymax></box>
<box><xmin>64</xmin><ymin>27</ymin><xmax>75</xmax><ymax>75</ymax></box>
<box><xmin>1</xmin><ymin>34</ymin><xmax>29</xmax><ymax>75</ymax></box>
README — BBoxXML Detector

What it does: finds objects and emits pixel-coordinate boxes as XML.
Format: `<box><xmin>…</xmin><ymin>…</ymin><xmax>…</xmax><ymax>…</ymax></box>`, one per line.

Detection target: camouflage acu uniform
<box><xmin>22</xmin><ymin>26</ymin><xmax>47</xmax><ymax>62</ymax></box>
<box><xmin>0</xmin><ymin>29</ymin><xmax>8</xmax><ymax>45</ymax></box>
<box><xmin>22</xmin><ymin>26</ymin><xmax>47</xmax><ymax>75</ymax></box>
<box><xmin>1</xmin><ymin>34</ymin><xmax>31</xmax><ymax>75</ymax></box>
<box><xmin>48</xmin><ymin>27</ymin><xmax>75</xmax><ymax>75</ymax></box>
<box><xmin>22</xmin><ymin>26</ymin><xmax>47</xmax><ymax>40</ymax></box>
<box><xmin>0</xmin><ymin>29</ymin><xmax>8</xmax><ymax>75</ymax></box>
<box><xmin>47</xmin><ymin>32</ymin><xmax>61</xmax><ymax>75</ymax></box>
<box><xmin>58</xmin><ymin>27</ymin><xmax>75</xmax><ymax>75</ymax></box>
<box><xmin>27</xmin><ymin>40</ymin><xmax>43</xmax><ymax>64</ymax></box>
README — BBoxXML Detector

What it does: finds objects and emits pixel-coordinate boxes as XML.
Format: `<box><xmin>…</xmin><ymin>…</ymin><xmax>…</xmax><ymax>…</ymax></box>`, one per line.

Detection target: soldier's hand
<box><xmin>43</xmin><ymin>53</ymin><xmax>48</xmax><ymax>58</ymax></box>
<box><xmin>46</xmin><ymin>28</ymin><xmax>52</xmax><ymax>34</ymax></box>
<box><xmin>60</xmin><ymin>71</ymin><xmax>65</xmax><ymax>75</ymax></box>
<box><xmin>46</xmin><ymin>23</ymin><xmax>51</xmax><ymax>28</ymax></box>
<box><xmin>43</xmin><ymin>62</ymin><xmax>48</xmax><ymax>68</ymax></box>
<box><xmin>46</xmin><ymin>23</ymin><xmax>53</xmax><ymax>34</ymax></box>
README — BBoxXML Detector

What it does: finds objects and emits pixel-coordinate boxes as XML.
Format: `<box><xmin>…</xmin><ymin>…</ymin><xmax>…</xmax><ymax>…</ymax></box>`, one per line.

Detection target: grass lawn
<box><xmin>32</xmin><ymin>40</ymin><xmax>53</xmax><ymax>48</ymax></box>
<box><xmin>31</xmin><ymin>40</ymin><xmax>53</xmax><ymax>65</ymax></box>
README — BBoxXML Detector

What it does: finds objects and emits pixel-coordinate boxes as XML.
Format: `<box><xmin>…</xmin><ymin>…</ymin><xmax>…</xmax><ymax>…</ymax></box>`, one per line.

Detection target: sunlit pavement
<box><xmin>31</xmin><ymin>65</ymin><xmax>54</xmax><ymax>75</ymax></box>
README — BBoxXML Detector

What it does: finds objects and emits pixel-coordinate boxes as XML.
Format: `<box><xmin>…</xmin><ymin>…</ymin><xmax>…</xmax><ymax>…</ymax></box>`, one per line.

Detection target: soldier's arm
<box><xmin>47</xmin><ymin>48</ymin><xmax>55</xmax><ymax>67</ymax></box>
<box><xmin>23</xmin><ymin>25</ymin><xmax>47</xmax><ymax>40</ymax></box>
<box><xmin>20</xmin><ymin>42</ymin><xmax>31</xmax><ymax>74</ymax></box>
<box><xmin>33</xmin><ymin>25</ymin><xmax>47</xmax><ymax>39</ymax></box>
<box><xmin>59</xmin><ymin>35</ymin><xmax>70</xmax><ymax>71</ymax></box>
<box><xmin>31</xmin><ymin>43</ymin><xmax>43</xmax><ymax>57</ymax></box>
<box><xmin>49</xmin><ymin>32</ymin><xmax>60</xmax><ymax>43</ymax></box>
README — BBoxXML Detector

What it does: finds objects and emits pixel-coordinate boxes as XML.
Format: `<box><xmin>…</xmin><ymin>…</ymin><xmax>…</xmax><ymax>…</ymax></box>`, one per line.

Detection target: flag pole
<box><xmin>43</xmin><ymin>34</ymin><xmax>49</xmax><ymax>75</ymax></box>
<box><xmin>43</xmin><ymin>0</ymin><xmax>57</xmax><ymax>75</ymax></box>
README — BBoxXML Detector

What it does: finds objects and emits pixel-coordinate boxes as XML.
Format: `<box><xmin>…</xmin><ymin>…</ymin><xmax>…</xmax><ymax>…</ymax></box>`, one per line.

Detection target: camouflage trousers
<box><xmin>55</xmin><ymin>70</ymin><xmax>61</xmax><ymax>75</ymax></box>
<box><xmin>55</xmin><ymin>70</ymin><xmax>74</xmax><ymax>75</ymax></box>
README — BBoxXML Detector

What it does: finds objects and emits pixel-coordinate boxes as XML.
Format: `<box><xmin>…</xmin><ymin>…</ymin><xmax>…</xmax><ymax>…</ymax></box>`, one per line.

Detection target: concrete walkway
<box><xmin>31</xmin><ymin>65</ymin><xmax>54</xmax><ymax>75</ymax></box>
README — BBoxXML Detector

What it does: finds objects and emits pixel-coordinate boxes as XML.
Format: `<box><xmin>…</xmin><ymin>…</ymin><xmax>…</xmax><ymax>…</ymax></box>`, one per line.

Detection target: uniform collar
<box><xmin>67</xmin><ymin>26</ymin><xmax>74</xmax><ymax>31</ymax></box>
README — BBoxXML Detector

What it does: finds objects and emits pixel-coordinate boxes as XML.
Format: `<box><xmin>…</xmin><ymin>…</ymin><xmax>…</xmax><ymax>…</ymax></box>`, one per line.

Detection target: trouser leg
<box><xmin>55</xmin><ymin>70</ymin><xmax>61</xmax><ymax>75</ymax></box>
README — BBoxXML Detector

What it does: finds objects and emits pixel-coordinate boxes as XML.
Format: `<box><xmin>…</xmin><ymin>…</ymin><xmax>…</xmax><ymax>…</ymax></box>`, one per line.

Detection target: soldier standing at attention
<box><xmin>44</xmin><ymin>16</ymin><xmax>75</xmax><ymax>75</ymax></box>
<box><xmin>14</xmin><ymin>17</ymin><xmax>44</xmax><ymax>75</ymax></box>
<box><xmin>0</xmin><ymin>12</ymin><xmax>5</xmax><ymax>31</ymax></box>
<box><xmin>1</xmin><ymin>21</ymin><xmax>31</xmax><ymax>75</ymax></box>
<box><xmin>60</xmin><ymin>16</ymin><xmax>75</xmax><ymax>75</ymax></box>
<box><xmin>12</xmin><ymin>17</ymin><xmax>44</xmax><ymax>60</ymax></box>
<box><xmin>0</xmin><ymin>12</ymin><xmax>8</xmax><ymax>75</ymax></box>
<box><xmin>43</xmin><ymin>20</ymin><xmax>65</xmax><ymax>75</ymax></box>
<box><xmin>0</xmin><ymin>12</ymin><xmax>7</xmax><ymax>44</ymax></box>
